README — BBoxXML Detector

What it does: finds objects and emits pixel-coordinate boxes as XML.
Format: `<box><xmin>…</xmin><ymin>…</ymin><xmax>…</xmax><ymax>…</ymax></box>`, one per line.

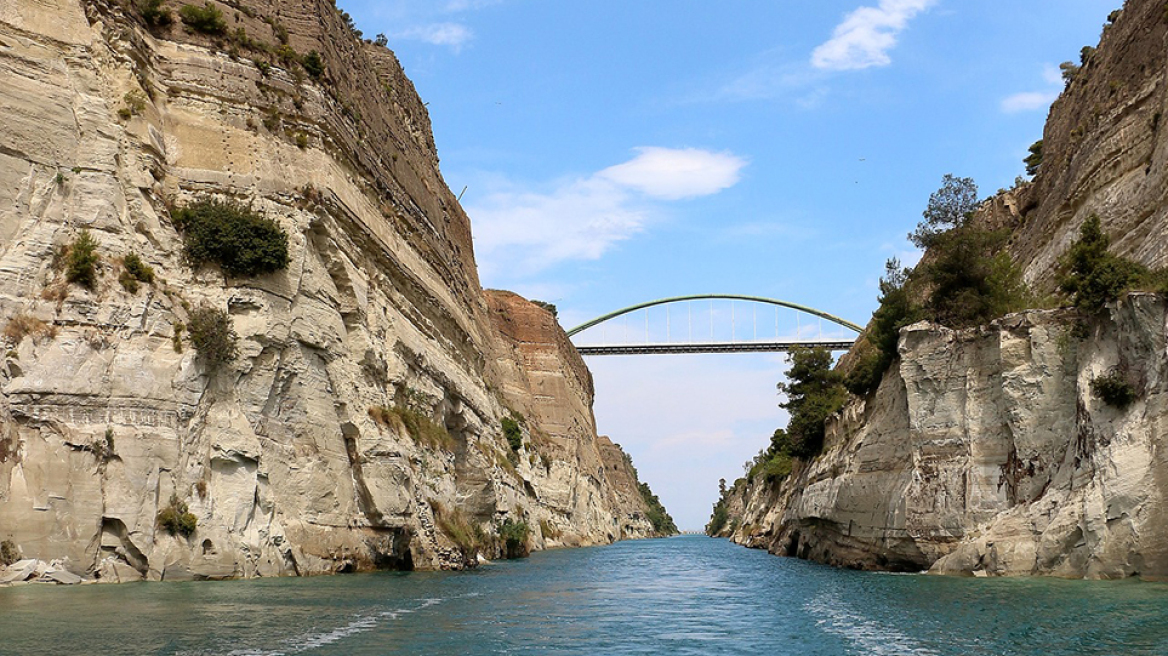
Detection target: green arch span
<box><xmin>565</xmin><ymin>294</ymin><xmax>864</xmax><ymax>337</ymax></box>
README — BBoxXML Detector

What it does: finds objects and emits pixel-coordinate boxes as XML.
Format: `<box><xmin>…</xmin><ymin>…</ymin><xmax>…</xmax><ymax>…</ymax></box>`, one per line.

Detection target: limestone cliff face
<box><xmin>717</xmin><ymin>0</ymin><xmax>1168</xmax><ymax>580</ymax></box>
<box><xmin>0</xmin><ymin>0</ymin><xmax>657</xmax><ymax>581</ymax></box>
<box><xmin>724</xmin><ymin>299</ymin><xmax>1168</xmax><ymax>579</ymax></box>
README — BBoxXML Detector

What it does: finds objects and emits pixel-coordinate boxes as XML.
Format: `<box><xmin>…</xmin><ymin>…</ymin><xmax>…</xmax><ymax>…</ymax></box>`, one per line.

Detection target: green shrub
<box><xmin>119</xmin><ymin>252</ymin><xmax>155</xmax><ymax>292</ymax></box>
<box><xmin>135</xmin><ymin>0</ymin><xmax>173</xmax><ymax>27</ymax></box>
<box><xmin>66</xmin><ymin>230</ymin><xmax>100</xmax><ymax>289</ymax></box>
<box><xmin>172</xmin><ymin>321</ymin><xmax>185</xmax><ymax>353</ymax></box>
<box><xmin>179</xmin><ymin>3</ymin><xmax>226</xmax><ymax>35</ymax></box>
<box><xmin>706</xmin><ymin>501</ymin><xmax>729</xmax><ymax>536</ymax></box>
<box><xmin>301</xmin><ymin>50</ymin><xmax>325</xmax><ymax>78</ymax></box>
<box><xmin>1025</xmin><ymin>140</ymin><xmax>1043</xmax><ymax>176</ymax></box>
<box><xmin>157</xmin><ymin>495</ymin><xmax>197</xmax><ymax>537</ymax></box>
<box><xmin>1092</xmin><ymin>371</ymin><xmax>1136</xmax><ymax>408</ymax></box>
<box><xmin>777</xmin><ymin>347</ymin><xmax>847</xmax><ymax>458</ymax></box>
<box><xmin>172</xmin><ymin>199</ymin><xmax>289</xmax><ymax>277</ymax></box>
<box><xmin>497</xmin><ymin>518</ymin><xmax>530</xmax><ymax>559</ymax></box>
<box><xmin>187</xmin><ymin>305</ymin><xmax>238</xmax><ymax>368</ymax></box>
<box><xmin>124</xmin><ymin>91</ymin><xmax>148</xmax><ymax>117</ymax></box>
<box><xmin>531</xmin><ymin>300</ymin><xmax>558</xmax><ymax>317</ymax></box>
<box><xmin>501</xmin><ymin>416</ymin><xmax>522</xmax><ymax>452</ymax></box>
<box><xmin>1059</xmin><ymin>215</ymin><xmax>1147</xmax><ymax>315</ymax></box>
<box><xmin>0</xmin><ymin>539</ymin><xmax>18</xmax><ymax>566</ymax></box>
<box><xmin>919</xmin><ymin>225</ymin><xmax>1029</xmax><ymax>328</ymax></box>
<box><xmin>638</xmin><ymin>482</ymin><xmax>677</xmax><ymax>535</ymax></box>
<box><xmin>756</xmin><ymin>450</ymin><xmax>793</xmax><ymax>482</ymax></box>
<box><xmin>846</xmin><ymin>258</ymin><xmax>918</xmax><ymax>395</ymax></box>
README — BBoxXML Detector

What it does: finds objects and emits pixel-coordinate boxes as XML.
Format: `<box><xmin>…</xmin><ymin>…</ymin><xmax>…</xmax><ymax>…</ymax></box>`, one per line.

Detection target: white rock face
<box><xmin>728</xmin><ymin>297</ymin><xmax>1168</xmax><ymax>580</ymax></box>
<box><xmin>0</xmin><ymin>0</ymin><xmax>658</xmax><ymax>582</ymax></box>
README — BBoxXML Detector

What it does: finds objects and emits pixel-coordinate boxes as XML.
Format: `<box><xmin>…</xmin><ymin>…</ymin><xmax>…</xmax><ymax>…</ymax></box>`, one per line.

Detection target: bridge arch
<box><xmin>565</xmin><ymin>294</ymin><xmax>864</xmax><ymax>338</ymax></box>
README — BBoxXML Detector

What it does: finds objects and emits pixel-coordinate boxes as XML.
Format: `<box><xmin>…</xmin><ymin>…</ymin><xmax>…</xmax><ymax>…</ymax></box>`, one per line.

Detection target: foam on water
<box><xmin>806</xmin><ymin>592</ymin><xmax>939</xmax><ymax>656</ymax></box>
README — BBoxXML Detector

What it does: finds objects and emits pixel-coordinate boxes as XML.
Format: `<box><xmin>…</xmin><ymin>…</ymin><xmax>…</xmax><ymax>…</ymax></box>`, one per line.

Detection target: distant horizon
<box><xmin>344</xmin><ymin>0</ymin><xmax>1121</xmax><ymax>529</ymax></box>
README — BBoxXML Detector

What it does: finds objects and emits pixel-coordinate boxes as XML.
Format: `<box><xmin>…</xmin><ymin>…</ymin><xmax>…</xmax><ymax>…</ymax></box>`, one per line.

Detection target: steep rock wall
<box><xmin>725</xmin><ymin>298</ymin><xmax>1168</xmax><ymax>579</ymax></box>
<box><xmin>0</xmin><ymin>0</ymin><xmax>658</xmax><ymax>582</ymax></box>
<box><xmin>718</xmin><ymin>0</ymin><xmax>1168</xmax><ymax>580</ymax></box>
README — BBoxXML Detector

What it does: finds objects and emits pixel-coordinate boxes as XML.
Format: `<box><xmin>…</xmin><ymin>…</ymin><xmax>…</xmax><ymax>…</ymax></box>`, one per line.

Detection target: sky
<box><xmin>342</xmin><ymin>0</ymin><xmax>1120</xmax><ymax>530</ymax></box>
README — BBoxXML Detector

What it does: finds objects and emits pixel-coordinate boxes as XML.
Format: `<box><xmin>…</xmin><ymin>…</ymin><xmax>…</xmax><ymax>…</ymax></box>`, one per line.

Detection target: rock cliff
<box><xmin>714</xmin><ymin>0</ymin><xmax>1168</xmax><ymax>580</ymax></box>
<box><xmin>721</xmin><ymin>300</ymin><xmax>1168</xmax><ymax>579</ymax></box>
<box><xmin>0</xmin><ymin>0</ymin><xmax>662</xmax><ymax>582</ymax></box>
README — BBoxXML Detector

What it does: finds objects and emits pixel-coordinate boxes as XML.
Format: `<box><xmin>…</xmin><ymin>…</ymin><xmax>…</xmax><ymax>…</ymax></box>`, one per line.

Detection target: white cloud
<box><xmin>1000</xmin><ymin>64</ymin><xmax>1063</xmax><ymax>114</ymax></box>
<box><xmin>466</xmin><ymin>147</ymin><xmax>747</xmax><ymax>279</ymax></box>
<box><xmin>1001</xmin><ymin>91</ymin><xmax>1058</xmax><ymax>113</ymax></box>
<box><xmin>394</xmin><ymin>23</ymin><xmax>473</xmax><ymax>51</ymax></box>
<box><xmin>811</xmin><ymin>0</ymin><xmax>936</xmax><ymax>71</ymax></box>
<box><xmin>596</xmin><ymin>147</ymin><xmax>747</xmax><ymax>200</ymax></box>
<box><xmin>470</xmin><ymin>177</ymin><xmax>649</xmax><ymax>277</ymax></box>
<box><xmin>1042</xmin><ymin>64</ymin><xmax>1064</xmax><ymax>86</ymax></box>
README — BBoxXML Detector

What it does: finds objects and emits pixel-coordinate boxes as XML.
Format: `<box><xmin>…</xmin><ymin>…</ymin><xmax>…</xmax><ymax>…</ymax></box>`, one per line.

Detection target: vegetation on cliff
<box><xmin>1058</xmin><ymin>215</ymin><xmax>1166</xmax><ymax>314</ymax></box>
<box><xmin>186</xmin><ymin>305</ymin><xmax>239</xmax><ymax>369</ymax></box>
<box><xmin>739</xmin><ymin>346</ymin><xmax>846</xmax><ymax>489</ymax></box>
<box><xmin>620</xmin><ymin>452</ymin><xmax>678</xmax><ymax>536</ymax></box>
<box><xmin>65</xmin><ymin>230</ymin><xmax>100</xmax><ymax>290</ymax></box>
<box><xmin>639</xmin><ymin>483</ymin><xmax>678</xmax><ymax>535</ymax></box>
<box><xmin>498</xmin><ymin>518</ymin><xmax>531</xmax><ymax>559</ymax></box>
<box><xmin>846</xmin><ymin>175</ymin><xmax>1030</xmax><ymax>395</ymax></box>
<box><xmin>173</xmin><ymin>199</ymin><xmax>290</xmax><ymax>277</ymax></box>
<box><xmin>157</xmin><ymin>496</ymin><xmax>198</xmax><ymax>538</ymax></box>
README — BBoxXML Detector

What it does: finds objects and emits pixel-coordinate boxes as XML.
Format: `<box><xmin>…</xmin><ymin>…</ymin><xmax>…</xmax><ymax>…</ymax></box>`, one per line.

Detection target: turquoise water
<box><xmin>2</xmin><ymin>535</ymin><xmax>1167</xmax><ymax>655</ymax></box>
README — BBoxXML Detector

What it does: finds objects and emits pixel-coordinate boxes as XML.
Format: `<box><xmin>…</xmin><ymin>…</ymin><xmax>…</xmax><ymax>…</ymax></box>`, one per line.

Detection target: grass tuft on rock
<box><xmin>369</xmin><ymin>405</ymin><xmax>454</xmax><ymax>451</ymax></box>
<box><xmin>157</xmin><ymin>495</ymin><xmax>197</xmax><ymax>537</ymax></box>
<box><xmin>187</xmin><ymin>305</ymin><xmax>238</xmax><ymax>368</ymax></box>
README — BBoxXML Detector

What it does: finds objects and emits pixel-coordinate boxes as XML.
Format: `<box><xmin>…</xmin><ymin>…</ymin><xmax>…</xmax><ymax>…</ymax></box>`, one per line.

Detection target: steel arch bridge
<box><xmin>566</xmin><ymin>294</ymin><xmax>862</xmax><ymax>356</ymax></box>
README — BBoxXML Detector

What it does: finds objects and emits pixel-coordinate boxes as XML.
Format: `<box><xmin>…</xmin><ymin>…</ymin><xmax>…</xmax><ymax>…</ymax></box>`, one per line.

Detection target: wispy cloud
<box><xmin>1000</xmin><ymin>64</ymin><xmax>1063</xmax><ymax>113</ymax></box>
<box><xmin>811</xmin><ymin>0</ymin><xmax>936</xmax><ymax>71</ymax></box>
<box><xmin>596</xmin><ymin>147</ymin><xmax>746</xmax><ymax>200</ymax></box>
<box><xmin>1001</xmin><ymin>91</ymin><xmax>1058</xmax><ymax>113</ymax></box>
<box><xmin>394</xmin><ymin>23</ymin><xmax>474</xmax><ymax>51</ymax></box>
<box><xmin>467</xmin><ymin>147</ymin><xmax>748</xmax><ymax>279</ymax></box>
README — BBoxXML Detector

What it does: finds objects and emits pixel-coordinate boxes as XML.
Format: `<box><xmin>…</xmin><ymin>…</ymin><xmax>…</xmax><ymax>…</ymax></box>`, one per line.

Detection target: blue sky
<box><xmin>343</xmin><ymin>0</ymin><xmax>1119</xmax><ymax>530</ymax></box>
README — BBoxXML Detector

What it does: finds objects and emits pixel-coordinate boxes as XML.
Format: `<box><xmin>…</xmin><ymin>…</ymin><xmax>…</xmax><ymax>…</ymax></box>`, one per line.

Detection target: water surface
<box><xmin>2</xmin><ymin>535</ymin><xmax>1166</xmax><ymax>655</ymax></box>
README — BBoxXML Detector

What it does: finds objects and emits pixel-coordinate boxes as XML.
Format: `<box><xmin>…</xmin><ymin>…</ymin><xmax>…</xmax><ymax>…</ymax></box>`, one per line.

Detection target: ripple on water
<box><xmin>3</xmin><ymin>537</ymin><xmax>1168</xmax><ymax>655</ymax></box>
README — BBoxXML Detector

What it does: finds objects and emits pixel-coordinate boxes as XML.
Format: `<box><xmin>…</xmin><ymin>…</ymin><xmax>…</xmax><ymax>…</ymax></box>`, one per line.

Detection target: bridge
<box><xmin>566</xmin><ymin>294</ymin><xmax>862</xmax><ymax>356</ymax></box>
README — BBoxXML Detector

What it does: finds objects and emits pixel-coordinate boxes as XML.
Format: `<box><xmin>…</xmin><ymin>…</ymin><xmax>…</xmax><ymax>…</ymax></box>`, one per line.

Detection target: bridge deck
<box><xmin>574</xmin><ymin>340</ymin><xmax>855</xmax><ymax>356</ymax></box>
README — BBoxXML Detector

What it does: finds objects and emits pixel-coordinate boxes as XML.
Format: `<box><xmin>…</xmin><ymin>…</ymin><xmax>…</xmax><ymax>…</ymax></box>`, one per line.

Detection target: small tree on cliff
<box><xmin>777</xmin><ymin>346</ymin><xmax>847</xmax><ymax>458</ymax></box>
<box><xmin>908</xmin><ymin>174</ymin><xmax>980</xmax><ymax>249</ymax></box>
<box><xmin>1058</xmin><ymin>215</ymin><xmax>1147</xmax><ymax>314</ymax></box>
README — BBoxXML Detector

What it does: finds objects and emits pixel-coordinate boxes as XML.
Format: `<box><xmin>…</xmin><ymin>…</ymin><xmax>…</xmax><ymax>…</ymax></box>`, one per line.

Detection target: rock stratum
<box><xmin>714</xmin><ymin>0</ymin><xmax>1168</xmax><ymax>580</ymax></box>
<box><xmin>0</xmin><ymin>0</ymin><xmax>665</xmax><ymax>582</ymax></box>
